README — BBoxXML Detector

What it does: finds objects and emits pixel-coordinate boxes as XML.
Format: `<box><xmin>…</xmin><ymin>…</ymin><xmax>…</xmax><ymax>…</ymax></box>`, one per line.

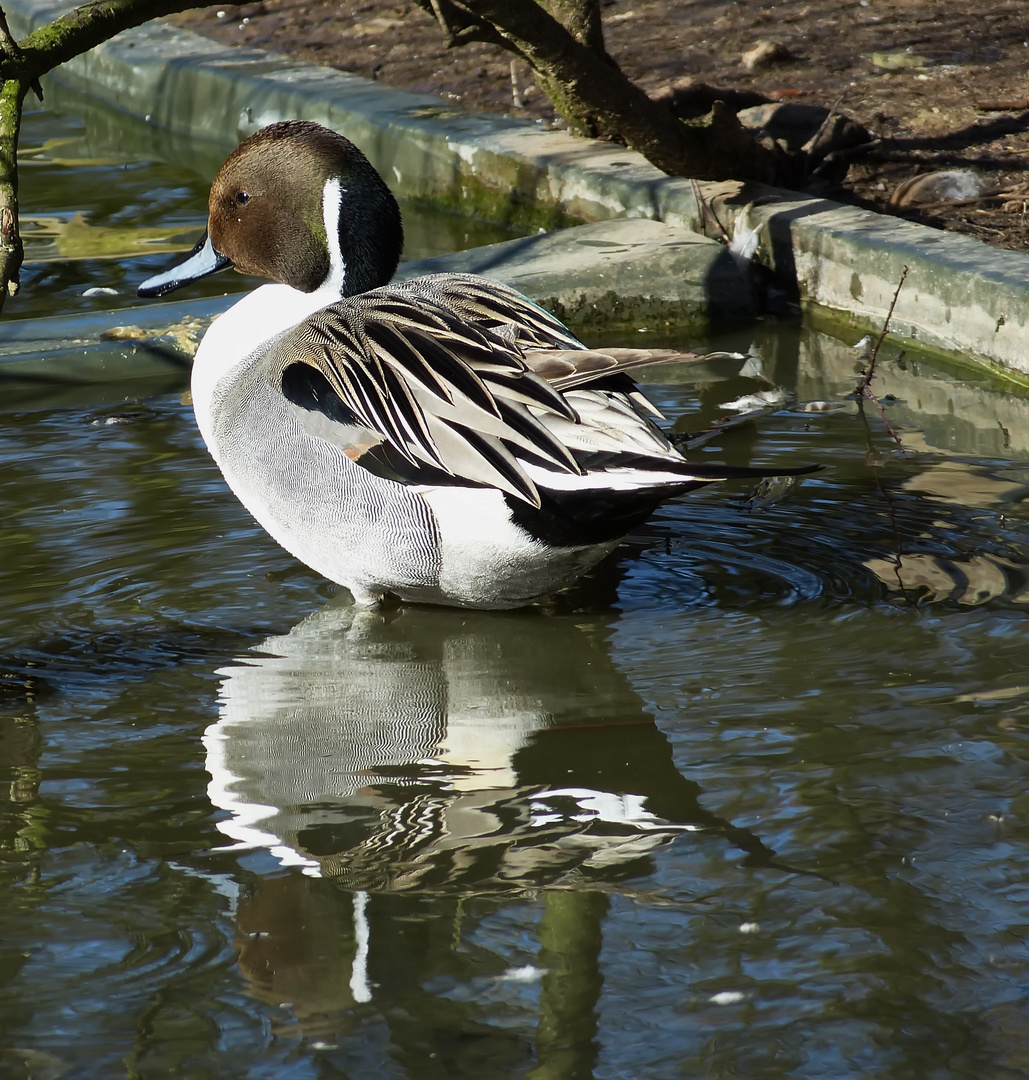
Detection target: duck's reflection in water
<box><xmin>205</xmin><ymin>601</ymin><xmax>782</xmax><ymax>1054</ymax></box>
<box><xmin>206</xmin><ymin>600</ymin><xmax>776</xmax><ymax>893</ymax></box>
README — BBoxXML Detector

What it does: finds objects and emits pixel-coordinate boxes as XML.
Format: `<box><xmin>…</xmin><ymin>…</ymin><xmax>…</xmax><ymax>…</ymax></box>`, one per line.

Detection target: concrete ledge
<box><xmin>727</xmin><ymin>196</ymin><xmax>1029</xmax><ymax>381</ymax></box>
<box><xmin>0</xmin><ymin>299</ymin><xmax>212</xmax><ymax>383</ymax></box>
<box><xmin>399</xmin><ymin>219</ymin><xmax>753</xmax><ymax>331</ymax></box>
<box><xmin>9</xmin><ymin>0</ymin><xmax>1029</xmax><ymax>375</ymax></box>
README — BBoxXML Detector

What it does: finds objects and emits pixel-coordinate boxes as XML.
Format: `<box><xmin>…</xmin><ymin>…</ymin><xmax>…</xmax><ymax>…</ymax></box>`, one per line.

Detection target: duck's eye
<box><xmin>234</xmin><ymin>191</ymin><xmax>250</xmax><ymax>207</ymax></box>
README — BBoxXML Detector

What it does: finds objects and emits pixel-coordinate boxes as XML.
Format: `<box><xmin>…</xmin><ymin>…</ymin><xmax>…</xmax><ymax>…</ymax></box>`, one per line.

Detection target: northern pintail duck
<box><xmin>139</xmin><ymin>120</ymin><xmax>814</xmax><ymax>609</ymax></box>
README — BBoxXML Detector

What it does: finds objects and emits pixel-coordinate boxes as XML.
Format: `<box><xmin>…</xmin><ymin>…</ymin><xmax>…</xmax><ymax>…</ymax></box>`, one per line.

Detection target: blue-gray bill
<box><xmin>137</xmin><ymin>231</ymin><xmax>233</xmax><ymax>298</ymax></box>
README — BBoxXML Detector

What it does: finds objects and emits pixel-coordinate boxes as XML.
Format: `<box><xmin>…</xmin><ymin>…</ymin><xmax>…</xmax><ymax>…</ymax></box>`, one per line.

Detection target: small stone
<box><xmin>871</xmin><ymin>51</ymin><xmax>934</xmax><ymax>70</ymax></box>
<box><xmin>737</xmin><ymin>102</ymin><xmax>828</xmax><ymax>145</ymax></box>
<box><xmin>741</xmin><ymin>40</ymin><xmax>794</xmax><ymax>71</ymax></box>
<box><xmin>651</xmin><ymin>78</ymin><xmax>771</xmax><ymax>120</ymax></box>
<box><xmin>889</xmin><ymin>169</ymin><xmax>985</xmax><ymax>208</ymax></box>
<box><xmin>99</xmin><ymin>325</ymin><xmax>148</xmax><ymax>341</ymax></box>
<box><xmin>736</xmin><ymin>102</ymin><xmax>871</xmax><ymax>173</ymax></box>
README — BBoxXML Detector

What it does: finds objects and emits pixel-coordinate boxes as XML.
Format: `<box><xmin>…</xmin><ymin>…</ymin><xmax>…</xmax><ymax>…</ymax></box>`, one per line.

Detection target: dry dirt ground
<box><xmin>179</xmin><ymin>0</ymin><xmax>1029</xmax><ymax>252</ymax></box>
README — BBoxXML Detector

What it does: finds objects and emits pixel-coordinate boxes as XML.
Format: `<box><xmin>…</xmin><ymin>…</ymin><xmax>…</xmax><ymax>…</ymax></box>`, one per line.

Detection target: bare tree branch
<box><xmin>0</xmin><ymin>87</ymin><xmax>23</xmax><ymax>309</ymax></box>
<box><xmin>537</xmin><ymin>0</ymin><xmax>609</xmax><ymax>59</ymax></box>
<box><xmin>0</xmin><ymin>4</ymin><xmax>41</xmax><ymax>97</ymax></box>
<box><xmin>0</xmin><ymin>3</ymin><xmax>29</xmax><ymax>313</ymax></box>
<box><xmin>449</xmin><ymin>0</ymin><xmax>767</xmax><ymax>178</ymax></box>
<box><xmin>13</xmin><ymin>0</ymin><xmax>210</xmax><ymax>78</ymax></box>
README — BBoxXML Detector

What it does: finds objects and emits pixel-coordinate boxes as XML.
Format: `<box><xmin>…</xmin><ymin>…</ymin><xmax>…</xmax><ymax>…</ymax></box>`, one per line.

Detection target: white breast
<box><xmin>191</xmin><ymin>282</ymin><xmax>338</xmax><ymax>451</ymax></box>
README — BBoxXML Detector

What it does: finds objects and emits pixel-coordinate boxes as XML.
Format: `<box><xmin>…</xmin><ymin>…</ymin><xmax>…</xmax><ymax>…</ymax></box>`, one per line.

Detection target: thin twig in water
<box><xmin>859</xmin><ymin>265</ymin><xmax>908</xmax><ymax>389</ymax></box>
<box><xmin>862</xmin><ymin>381</ymin><xmax>906</xmax><ymax>451</ymax></box>
<box><xmin>855</xmin><ymin>265</ymin><xmax>909</xmax><ymax>450</ymax></box>
<box><xmin>852</xmin><ymin>377</ymin><xmax>914</xmax><ymax>602</ymax></box>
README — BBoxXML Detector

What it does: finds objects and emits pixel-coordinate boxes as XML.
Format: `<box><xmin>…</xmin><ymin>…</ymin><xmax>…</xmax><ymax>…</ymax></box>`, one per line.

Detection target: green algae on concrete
<box><xmin>804</xmin><ymin>307</ymin><xmax>1029</xmax><ymax>393</ymax></box>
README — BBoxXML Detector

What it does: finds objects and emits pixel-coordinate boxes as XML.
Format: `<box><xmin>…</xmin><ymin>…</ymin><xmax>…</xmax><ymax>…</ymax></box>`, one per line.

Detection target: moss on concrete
<box><xmin>804</xmin><ymin>305</ymin><xmax>1029</xmax><ymax>393</ymax></box>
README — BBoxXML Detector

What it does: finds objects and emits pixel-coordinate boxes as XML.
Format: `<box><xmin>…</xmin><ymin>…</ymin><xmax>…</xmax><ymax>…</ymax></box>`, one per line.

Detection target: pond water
<box><xmin>4</xmin><ymin>105</ymin><xmax>1029</xmax><ymax>1080</ymax></box>
<box><xmin>11</xmin><ymin>100</ymin><xmax>521</xmax><ymax>324</ymax></box>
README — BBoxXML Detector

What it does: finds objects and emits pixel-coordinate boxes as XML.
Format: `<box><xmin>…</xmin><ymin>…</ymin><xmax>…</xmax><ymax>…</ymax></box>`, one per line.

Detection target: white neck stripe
<box><xmin>321</xmin><ymin>176</ymin><xmax>347</xmax><ymax>298</ymax></box>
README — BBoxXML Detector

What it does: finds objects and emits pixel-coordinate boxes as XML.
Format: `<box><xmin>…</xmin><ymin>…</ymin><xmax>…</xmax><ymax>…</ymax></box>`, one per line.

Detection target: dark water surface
<box><xmin>4</xmin><ymin>108</ymin><xmax>1029</xmax><ymax>1080</ymax></box>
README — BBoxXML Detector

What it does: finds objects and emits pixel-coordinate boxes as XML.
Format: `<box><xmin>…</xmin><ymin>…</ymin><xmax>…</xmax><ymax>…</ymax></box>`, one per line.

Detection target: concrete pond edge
<box><xmin>10</xmin><ymin>0</ymin><xmax>1029</xmax><ymax>381</ymax></box>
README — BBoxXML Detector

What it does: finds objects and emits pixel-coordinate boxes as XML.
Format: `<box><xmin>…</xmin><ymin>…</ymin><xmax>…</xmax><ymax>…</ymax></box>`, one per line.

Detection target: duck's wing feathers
<box><xmin>268</xmin><ymin>286</ymin><xmax>815</xmax><ymax>510</ymax></box>
<box><xmin>271</xmin><ymin>289</ymin><xmax>588</xmax><ymax>507</ymax></box>
<box><xmin>525</xmin><ymin>345</ymin><xmax>745</xmax><ymax>394</ymax></box>
<box><xmin>525</xmin><ymin>347</ymin><xmax>699</xmax><ymax>386</ymax></box>
<box><xmin>394</xmin><ymin>273</ymin><xmax>585</xmax><ymax>350</ymax></box>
